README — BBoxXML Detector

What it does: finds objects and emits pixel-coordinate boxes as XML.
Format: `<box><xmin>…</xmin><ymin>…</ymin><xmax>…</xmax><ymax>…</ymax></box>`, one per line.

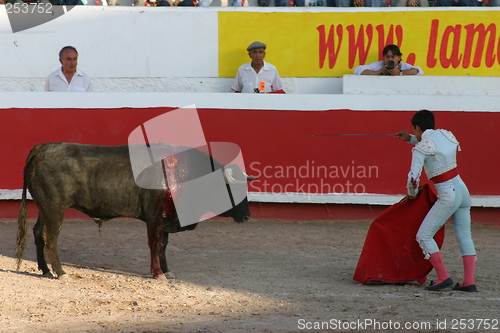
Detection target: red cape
<box><xmin>353</xmin><ymin>184</ymin><xmax>445</xmax><ymax>285</ymax></box>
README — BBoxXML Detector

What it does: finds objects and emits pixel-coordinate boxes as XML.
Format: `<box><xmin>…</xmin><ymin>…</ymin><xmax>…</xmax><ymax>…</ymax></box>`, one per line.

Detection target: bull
<box><xmin>16</xmin><ymin>142</ymin><xmax>256</xmax><ymax>279</ymax></box>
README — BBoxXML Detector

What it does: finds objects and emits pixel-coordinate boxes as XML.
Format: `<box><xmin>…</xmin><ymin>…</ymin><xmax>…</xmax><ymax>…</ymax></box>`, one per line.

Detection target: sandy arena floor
<box><xmin>0</xmin><ymin>217</ymin><xmax>499</xmax><ymax>333</ymax></box>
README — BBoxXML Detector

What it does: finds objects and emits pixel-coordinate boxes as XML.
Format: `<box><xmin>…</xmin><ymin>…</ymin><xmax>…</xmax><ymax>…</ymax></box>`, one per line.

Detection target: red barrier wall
<box><xmin>1</xmin><ymin>107</ymin><xmax>497</xmax><ymax>196</ymax></box>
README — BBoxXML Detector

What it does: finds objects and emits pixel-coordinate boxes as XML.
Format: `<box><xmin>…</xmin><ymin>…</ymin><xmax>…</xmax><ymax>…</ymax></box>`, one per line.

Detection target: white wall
<box><xmin>4</xmin><ymin>75</ymin><xmax>499</xmax><ymax>96</ymax></box>
<box><xmin>2</xmin><ymin>90</ymin><xmax>500</xmax><ymax>111</ymax></box>
<box><xmin>0</xmin><ymin>7</ymin><xmax>219</xmax><ymax>78</ymax></box>
<box><xmin>343</xmin><ymin>75</ymin><xmax>500</xmax><ymax>96</ymax></box>
<box><xmin>0</xmin><ymin>77</ymin><xmax>342</xmax><ymax>94</ymax></box>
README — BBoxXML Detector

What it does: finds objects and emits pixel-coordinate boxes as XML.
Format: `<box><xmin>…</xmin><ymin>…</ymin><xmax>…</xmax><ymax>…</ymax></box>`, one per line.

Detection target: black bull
<box><xmin>16</xmin><ymin>142</ymin><xmax>256</xmax><ymax>279</ymax></box>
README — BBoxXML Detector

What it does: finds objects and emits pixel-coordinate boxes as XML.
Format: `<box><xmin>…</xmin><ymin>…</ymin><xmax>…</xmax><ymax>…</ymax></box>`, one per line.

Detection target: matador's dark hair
<box><xmin>411</xmin><ymin>110</ymin><xmax>435</xmax><ymax>131</ymax></box>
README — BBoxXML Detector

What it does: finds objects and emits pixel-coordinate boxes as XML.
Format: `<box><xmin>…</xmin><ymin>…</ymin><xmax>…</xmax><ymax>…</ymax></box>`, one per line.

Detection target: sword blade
<box><xmin>311</xmin><ymin>133</ymin><xmax>394</xmax><ymax>137</ymax></box>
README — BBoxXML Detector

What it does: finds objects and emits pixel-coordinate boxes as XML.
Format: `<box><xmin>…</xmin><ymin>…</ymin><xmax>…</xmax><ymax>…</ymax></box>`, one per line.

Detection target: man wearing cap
<box><xmin>231</xmin><ymin>41</ymin><xmax>284</xmax><ymax>93</ymax></box>
<box><xmin>45</xmin><ymin>46</ymin><xmax>92</xmax><ymax>92</ymax></box>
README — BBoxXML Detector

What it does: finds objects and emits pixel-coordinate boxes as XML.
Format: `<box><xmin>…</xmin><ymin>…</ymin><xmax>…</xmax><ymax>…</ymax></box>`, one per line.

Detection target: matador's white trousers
<box><xmin>416</xmin><ymin>176</ymin><xmax>476</xmax><ymax>259</ymax></box>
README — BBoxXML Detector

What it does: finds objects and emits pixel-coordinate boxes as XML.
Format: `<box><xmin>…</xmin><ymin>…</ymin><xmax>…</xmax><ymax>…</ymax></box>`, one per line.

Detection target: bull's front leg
<box><xmin>147</xmin><ymin>223</ymin><xmax>167</xmax><ymax>280</ymax></box>
<box><xmin>158</xmin><ymin>231</ymin><xmax>175</xmax><ymax>279</ymax></box>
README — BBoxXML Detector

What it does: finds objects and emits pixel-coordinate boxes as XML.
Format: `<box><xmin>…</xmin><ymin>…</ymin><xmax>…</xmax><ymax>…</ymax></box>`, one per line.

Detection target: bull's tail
<box><xmin>15</xmin><ymin>180</ymin><xmax>28</xmax><ymax>271</ymax></box>
<box><xmin>15</xmin><ymin>144</ymin><xmax>44</xmax><ymax>271</ymax></box>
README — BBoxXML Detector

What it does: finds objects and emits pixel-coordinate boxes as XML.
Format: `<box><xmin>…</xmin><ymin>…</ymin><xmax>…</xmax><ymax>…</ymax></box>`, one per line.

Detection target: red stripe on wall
<box><xmin>1</xmin><ymin>107</ymin><xmax>497</xmax><ymax>198</ymax></box>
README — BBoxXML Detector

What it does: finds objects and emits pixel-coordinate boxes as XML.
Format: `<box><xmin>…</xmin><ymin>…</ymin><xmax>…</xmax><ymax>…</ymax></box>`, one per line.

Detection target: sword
<box><xmin>311</xmin><ymin>133</ymin><xmax>395</xmax><ymax>137</ymax></box>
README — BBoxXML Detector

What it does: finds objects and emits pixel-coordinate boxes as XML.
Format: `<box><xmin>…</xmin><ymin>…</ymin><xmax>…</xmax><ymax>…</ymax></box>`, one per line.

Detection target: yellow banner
<box><xmin>219</xmin><ymin>10</ymin><xmax>500</xmax><ymax>77</ymax></box>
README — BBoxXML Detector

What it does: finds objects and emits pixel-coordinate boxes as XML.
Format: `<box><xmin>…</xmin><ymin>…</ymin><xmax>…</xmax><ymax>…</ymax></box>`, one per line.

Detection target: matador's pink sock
<box><xmin>461</xmin><ymin>255</ymin><xmax>476</xmax><ymax>287</ymax></box>
<box><xmin>428</xmin><ymin>252</ymin><xmax>450</xmax><ymax>284</ymax></box>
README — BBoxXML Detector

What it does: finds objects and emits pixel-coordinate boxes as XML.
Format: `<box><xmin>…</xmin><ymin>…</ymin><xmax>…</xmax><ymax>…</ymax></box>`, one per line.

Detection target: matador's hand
<box><xmin>395</xmin><ymin>131</ymin><xmax>411</xmax><ymax>142</ymax></box>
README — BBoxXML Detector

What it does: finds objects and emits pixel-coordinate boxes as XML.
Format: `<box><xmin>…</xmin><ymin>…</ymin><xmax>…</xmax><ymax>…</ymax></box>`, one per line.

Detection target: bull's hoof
<box><xmin>42</xmin><ymin>271</ymin><xmax>56</xmax><ymax>279</ymax></box>
<box><xmin>153</xmin><ymin>273</ymin><xmax>168</xmax><ymax>281</ymax></box>
<box><xmin>57</xmin><ymin>273</ymin><xmax>69</xmax><ymax>281</ymax></box>
<box><xmin>164</xmin><ymin>271</ymin><xmax>176</xmax><ymax>280</ymax></box>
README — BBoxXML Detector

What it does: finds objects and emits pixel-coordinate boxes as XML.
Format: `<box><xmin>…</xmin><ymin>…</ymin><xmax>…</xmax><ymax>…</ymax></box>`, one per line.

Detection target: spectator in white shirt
<box><xmin>354</xmin><ymin>44</ymin><xmax>423</xmax><ymax>76</ymax></box>
<box><xmin>231</xmin><ymin>41</ymin><xmax>284</xmax><ymax>93</ymax></box>
<box><xmin>45</xmin><ymin>46</ymin><xmax>92</xmax><ymax>92</ymax></box>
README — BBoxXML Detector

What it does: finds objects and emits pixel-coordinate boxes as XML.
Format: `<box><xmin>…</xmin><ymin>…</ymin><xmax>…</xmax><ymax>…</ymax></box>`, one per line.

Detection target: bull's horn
<box><xmin>224</xmin><ymin>168</ymin><xmax>247</xmax><ymax>184</ymax></box>
<box><xmin>243</xmin><ymin>171</ymin><xmax>258</xmax><ymax>181</ymax></box>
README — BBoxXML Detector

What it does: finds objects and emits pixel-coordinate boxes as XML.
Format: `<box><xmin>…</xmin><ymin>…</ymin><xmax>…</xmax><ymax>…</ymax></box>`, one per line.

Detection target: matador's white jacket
<box><xmin>407</xmin><ymin>129</ymin><xmax>460</xmax><ymax>197</ymax></box>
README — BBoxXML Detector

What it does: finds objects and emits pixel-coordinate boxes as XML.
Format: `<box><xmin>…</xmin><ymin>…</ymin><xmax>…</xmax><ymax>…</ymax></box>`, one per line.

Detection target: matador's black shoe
<box><xmin>452</xmin><ymin>283</ymin><xmax>478</xmax><ymax>292</ymax></box>
<box><xmin>425</xmin><ymin>278</ymin><xmax>453</xmax><ymax>291</ymax></box>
